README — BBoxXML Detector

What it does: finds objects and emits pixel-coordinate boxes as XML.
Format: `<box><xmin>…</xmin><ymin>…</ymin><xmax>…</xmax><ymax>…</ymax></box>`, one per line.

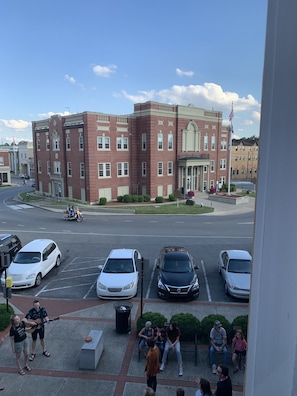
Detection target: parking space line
<box><xmin>83</xmin><ymin>281</ymin><xmax>97</xmax><ymax>300</ymax></box>
<box><xmin>146</xmin><ymin>259</ymin><xmax>157</xmax><ymax>299</ymax></box>
<box><xmin>201</xmin><ymin>259</ymin><xmax>212</xmax><ymax>302</ymax></box>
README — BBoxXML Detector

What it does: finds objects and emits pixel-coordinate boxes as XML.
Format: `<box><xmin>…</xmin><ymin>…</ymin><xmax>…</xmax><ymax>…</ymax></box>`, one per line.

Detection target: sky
<box><xmin>0</xmin><ymin>1</ymin><xmax>268</xmax><ymax>144</ymax></box>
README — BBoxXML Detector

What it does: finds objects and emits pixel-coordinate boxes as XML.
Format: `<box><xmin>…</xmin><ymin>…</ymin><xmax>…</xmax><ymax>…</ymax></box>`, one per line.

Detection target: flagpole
<box><xmin>228</xmin><ymin>103</ymin><xmax>234</xmax><ymax>195</ymax></box>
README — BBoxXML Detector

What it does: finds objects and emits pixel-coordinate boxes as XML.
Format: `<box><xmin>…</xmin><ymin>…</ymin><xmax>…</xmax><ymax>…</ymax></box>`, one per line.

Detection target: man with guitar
<box><xmin>25</xmin><ymin>300</ymin><xmax>51</xmax><ymax>361</ymax></box>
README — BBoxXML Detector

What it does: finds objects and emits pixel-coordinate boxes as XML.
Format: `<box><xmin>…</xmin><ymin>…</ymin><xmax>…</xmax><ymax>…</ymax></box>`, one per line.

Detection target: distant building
<box><xmin>0</xmin><ymin>150</ymin><xmax>11</xmax><ymax>185</ymax></box>
<box><xmin>231</xmin><ymin>138</ymin><xmax>259</xmax><ymax>181</ymax></box>
<box><xmin>32</xmin><ymin>101</ymin><xmax>231</xmax><ymax>203</ymax></box>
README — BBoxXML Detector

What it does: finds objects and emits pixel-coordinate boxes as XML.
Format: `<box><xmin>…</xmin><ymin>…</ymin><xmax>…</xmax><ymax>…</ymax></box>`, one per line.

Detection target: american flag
<box><xmin>229</xmin><ymin>109</ymin><xmax>234</xmax><ymax>121</ymax></box>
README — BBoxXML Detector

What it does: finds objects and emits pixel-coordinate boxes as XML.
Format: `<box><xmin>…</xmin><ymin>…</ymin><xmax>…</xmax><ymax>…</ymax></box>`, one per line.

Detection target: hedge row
<box><xmin>136</xmin><ymin>312</ymin><xmax>248</xmax><ymax>344</ymax></box>
<box><xmin>0</xmin><ymin>304</ymin><xmax>14</xmax><ymax>331</ymax></box>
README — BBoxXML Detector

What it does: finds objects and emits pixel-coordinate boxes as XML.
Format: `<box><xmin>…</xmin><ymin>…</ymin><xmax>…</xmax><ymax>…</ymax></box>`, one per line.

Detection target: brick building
<box><xmin>231</xmin><ymin>138</ymin><xmax>259</xmax><ymax>182</ymax></box>
<box><xmin>32</xmin><ymin>101</ymin><xmax>230</xmax><ymax>204</ymax></box>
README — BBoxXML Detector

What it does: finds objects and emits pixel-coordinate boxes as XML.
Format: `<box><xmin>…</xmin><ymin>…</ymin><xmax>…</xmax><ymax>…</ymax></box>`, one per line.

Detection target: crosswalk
<box><xmin>7</xmin><ymin>204</ymin><xmax>34</xmax><ymax>210</ymax></box>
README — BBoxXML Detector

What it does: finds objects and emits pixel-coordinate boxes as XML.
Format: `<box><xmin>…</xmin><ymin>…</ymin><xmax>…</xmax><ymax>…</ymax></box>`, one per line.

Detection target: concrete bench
<box><xmin>79</xmin><ymin>330</ymin><xmax>104</xmax><ymax>370</ymax></box>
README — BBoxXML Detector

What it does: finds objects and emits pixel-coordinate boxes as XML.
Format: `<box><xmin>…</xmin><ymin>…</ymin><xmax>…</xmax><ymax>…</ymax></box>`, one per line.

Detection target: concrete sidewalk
<box><xmin>0</xmin><ymin>295</ymin><xmax>247</xmax><ymax>395</ymax></box>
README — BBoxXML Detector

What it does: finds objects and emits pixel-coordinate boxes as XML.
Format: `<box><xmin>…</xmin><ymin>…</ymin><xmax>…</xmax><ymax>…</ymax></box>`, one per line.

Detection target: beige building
<box><xmin>231</xmin><ymin>138</ymin><xmax>259</xmax><ymax>182</ymax></box>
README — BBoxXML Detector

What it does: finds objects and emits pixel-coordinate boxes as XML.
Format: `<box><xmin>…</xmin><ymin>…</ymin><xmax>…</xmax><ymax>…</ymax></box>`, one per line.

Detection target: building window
<box><xmin>117</xmin><ymin>162</ymin><xmax>129</xmax><ymax>176</ymax></box>
<box><xmin>220</xmin><ymin>140</ymin><xmax>227</xmax><ymax>150</ymax></box>
<box><xmin>80</xmin><ymin>163</ymin><xmax>85</xmax><ymax>178</ymax></box>
<box><xmin>0</xmin><ymin>157</ymin><xmax>3</xmax><ymax>165</ymax></box>
<box><xmin>158</xmin><ymin>162</ymin><xmax>163</xmax><ymax>176</ymax></box>
<box><xmin>37</xmin><ymin>139</ymin><xmax>40</xmax><ymax>151</ymax></box>
<box><xmin>168</xmin><ymin>161</ymin><xmax>173</xmax><ymax>175</ymax></box>
<box><xmin>47</xmin><ymin>161</ymin><xmax>51</xmax><ymax>174</ymax></box>
<box><xmin>97</xmin><ymin>136</ymin><xmax>110</xmax><ymax>150</ymax></box>
<box><xmin>46</xmin><ymin>138</ymin><xmax>50</xmax><ymax>151</ymax></box>
<box><xmin>53</xmin><ymin>136</ymin><xmax>60</xmax><ymax>151</ymax></box>
<box><xmin>211</xmin><ymin>160</ymin><xmax>215</xmax><ymax>172</ymax></box>
<box><xmin>204</xmin><ymin>135</ymin><xmax>208</xmax><ymax>150</ymax></box>
<box><xmin>204</xmin><ymin>166</ymin><xmax>208</xmax><ymax>173</ymax></box>
<box><xmin>142</xmin><ymin>133</ymin><xmax>146</xmax><ymax>151</ymax></box>
<box><xmin>67</xmin><ymin>162</ymin><xmax>72</xmax><ymax>177</ymax></box>
<box><xmin>38</xmin><ymin>160</ymin><xmax>41</xmax><ymax>173</ymax></box>
<box><xmin>98</xmin><ymin>163</ymin><xmax>111</xmax><ymax>178</ymax></box>
<box><xmin>211</xmin><ymin>136</ymin><xmax>215</xmax><ymax>150</ymax></box>
<box><xmin>79</xmin><ymin>135</ymin><xmax>84</xmax><ymax>150</ymax></box>
<box><xmin>66</xmin><ymin>136</ymin><xmax>71</xmax><ymax>150</ymax></box>
<box><xmin>220</xmin><ymin>159</ymin><xmax>227</xmax><ymax>169</ymax></box>
<box><xmin>168</xmin><ymin>134</ymin><xmax>173</xmax><ymax>150</ymax></box>
<box><xmin>142</xmin><ymin>161</ymin><xmax>146</xmax><ymax>176</ymax></box>
<box><xmin>158</xmin><ymin>133</ymin><xmax>163</xmax><ymax>150</ymax></box>
<box><xmin>117</xmin><ymin>137</ymin><xmax>128</xmax><ymax>150</ymax></box>
<box><xmin>53</xmin><ymin>161</ymin><xmax>61</xmax><ymax>174</ymax></box>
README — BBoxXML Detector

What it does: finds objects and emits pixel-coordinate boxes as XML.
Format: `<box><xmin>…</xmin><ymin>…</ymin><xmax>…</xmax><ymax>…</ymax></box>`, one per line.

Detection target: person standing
<box><xmin>209</xmin><ymin>320</ymin><xmax>228</xmax><ymax>374</ymax></box>
<box><xmin>160</xmin><ymin>322</ymin><xmax>183</xmax><ymax>376</ymax></box>
<box><xmin>145</xmin><ymin>339</ymin><xmax>160</xmax><ymax>392</ymax></box>
<box><xmin>215</xmin><ymin>365</ymin><xmax>232</xmax><ymax>396</ymax></box>
<box><xmin>10</xmin><ymin>315</ymin><xmax>36</xmax><ymax>375</ymax></box>
<box><xmin>25</xmin><ymin>300</ymin><xmax>51</xmax><ymax>360</ymax></box>
<box><xmin>195</xmin><ymin>377</ymin><xmax>213</xmax><ymax>396</ymax></box>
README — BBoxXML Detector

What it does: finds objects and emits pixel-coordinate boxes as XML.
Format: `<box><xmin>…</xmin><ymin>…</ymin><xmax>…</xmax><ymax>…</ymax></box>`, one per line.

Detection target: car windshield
<box><xmin>228</xmin><ymin>259</ymin><xmax>251</xmax><ymax>274</ymax></box>
<box><xmin>13</xmin><ymin>252</ymin><xmax>41</xmax><ymax>264</ymax></box>
<box><xmin>103</xmin><ymin>259</ymin><xmax>134</xmax><ymax>273</ymax></box>
<box><xmin>163</xmin><ymin>256</ymin><xmax>192</xmax><ymax>273</ymax></box>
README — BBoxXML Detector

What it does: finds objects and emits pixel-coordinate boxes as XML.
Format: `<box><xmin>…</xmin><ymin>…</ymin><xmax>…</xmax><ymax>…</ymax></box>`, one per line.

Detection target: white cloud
<box><xmin>118</xmin><ymin>89</ymin><xmax>156</xmax><ymax>103</ymax></box>
<box><xmin>176</xmin><ymin>68</ymin><xmax>194</xmax><ymax>77</ymax></box>
<box><xmin>0</xmin><ymin>119</ymin><xmax>30</xmax><ymax>130</ymax></box>
<box><xmin>251</xmin><ymin>110</ymin><xmax>261</xmax><ymax>121</ymax></box>
<box><xmin>93</xmin><ymin>64</ymin><xmax>117</xmax><ymax>78</ymax></box>
<box><xmin>64</xmin><ymin>74</ymin><xmax>76</xmax><ymax>84</ymax></box>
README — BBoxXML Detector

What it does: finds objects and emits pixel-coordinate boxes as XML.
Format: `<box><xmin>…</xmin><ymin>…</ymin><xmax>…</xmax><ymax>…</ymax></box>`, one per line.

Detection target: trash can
<box><xmin>113</xmin><ymin>302</ymin><xmax>133</xmax><ymax>334</ymax></box>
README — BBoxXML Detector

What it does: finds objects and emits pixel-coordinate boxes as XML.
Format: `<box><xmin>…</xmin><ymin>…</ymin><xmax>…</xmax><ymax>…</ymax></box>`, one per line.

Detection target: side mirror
<box><xmin>98</xmin><ymin>265</ymin><xmax>103</xmax><ymax>271</ymax></box>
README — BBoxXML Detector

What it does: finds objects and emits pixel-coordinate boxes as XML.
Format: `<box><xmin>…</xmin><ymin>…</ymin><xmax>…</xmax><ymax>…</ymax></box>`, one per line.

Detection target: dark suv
<box><xmin>0</xmin><ymin>234</ymin><xmax>22</xmax><ymax>264</ymax></box>
<box><xmin>156</xmin><ymin>246</ymin><xmax>199</xmax><ymax>300</ymax></box>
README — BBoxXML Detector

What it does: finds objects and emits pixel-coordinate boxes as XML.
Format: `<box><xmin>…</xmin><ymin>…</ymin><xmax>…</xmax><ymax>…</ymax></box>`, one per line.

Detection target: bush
<box><xmin>136</xmin><ymin>312</ymin><xmax>168</xmax><ymax>333</ymax></box>
<box><xmin>143</xmin><ymin>194</ymin><xmax>151</xmax><ymax>202</ymax></box>
<box><xmin>200</xmin><ymin>314</ymin><xmax>232</xmax><ymax>344</ymax></box>
<box><xmin>117</xmin><ymin>195</ymin><xmax>123</xmax><ymax>202</ymax></box>
<box><xmin>231</xmin><ymin>315</ymin><xmax>248</xmax><ymax>338</ymax></box>
<box><xmin>220</xmin><ymin>183</ymin><xmax>236</xmax><ymax>192</ymax></box>
<box><xmin>170</xmin><ymin>313</ymin><xmax>200</xmax><ymax>342</ymax></box>
<box><xmin>132</xmin><ymin>195</ymin><xmax>139</xmax><ymax>202</ymax></box>
<box><xmin>209</xmin><ymin>187</ymin><xmax>216</xmax><ymax>194</ymax></box>
<box><xmin>99</xmin><ymin>197</ymin><xmax>107</xmax><ymax>205</ymax></box>
<box><xmin>0</xmin><ymin>303</ymin><xmax>14</xmax><ymax>331</ymax></box>
<box><xmin>168</xmin><ymin>194</ymin><xmax>176</xmax><ymax>202</ymax></box>
<box><xmin>155</xmin><ymin>196</ymin><xmax>164</xmax><ymax>203</ymax></box>
<box><xmin>123</xmin><ymin>194</ymin><xmax>132</xmax><ymax>203</ymax></box>
<box><xmin>186</xmin><ymin>199</ymin><xmax>195</xmax><ymax>206</ymax></box>
<box><xmin>137</xmin><ymin>195</ymin><xmax>144</xmax><ymax>202</ymax></box>
<box><xmin>188</xmin><ymin>190</ymin><xmax>195</xmax><ymax>197</ymax></box>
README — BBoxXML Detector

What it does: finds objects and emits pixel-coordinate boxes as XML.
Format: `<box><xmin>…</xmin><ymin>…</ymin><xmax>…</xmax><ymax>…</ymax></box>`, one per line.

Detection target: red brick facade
<box><xmin>32</xmin><ymin>101</ymin><xmax>230</xmax><ymax>203</ymax></box>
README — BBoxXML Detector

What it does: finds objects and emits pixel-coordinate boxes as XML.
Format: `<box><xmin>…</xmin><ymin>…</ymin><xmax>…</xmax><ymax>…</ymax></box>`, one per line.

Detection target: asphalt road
<box><xmin>0</xmin><ymin>182</ymin><xmax>253</xmax><ymax>303</ymax></box>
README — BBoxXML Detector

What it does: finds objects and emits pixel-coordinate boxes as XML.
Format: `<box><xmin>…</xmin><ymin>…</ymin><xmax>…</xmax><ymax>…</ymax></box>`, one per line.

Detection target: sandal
<box><xmin>18</xmin><ymin>369</ymin><xmax>25</xmax><ymax>375</ymax></box>
<box><xmin>43</xmin><ymin>351</ymin><xmax>50</xmax><ymax>357</ymax></box>
<box><xmin>29</xmin><ymin>353</ymin><xmax>36</xmax><ymax>361</ymax></box>
<box><xmin>24</xmin><ymin>366</ymin><xmax>31</xmax><ymax>371</ymax></box>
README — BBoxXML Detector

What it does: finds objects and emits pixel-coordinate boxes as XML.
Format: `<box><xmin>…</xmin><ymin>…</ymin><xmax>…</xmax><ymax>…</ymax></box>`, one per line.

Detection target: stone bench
<box><xmin>79</xmin><ymin>330</ymin><xmax>104</xmax><ymax>370</ymax></box>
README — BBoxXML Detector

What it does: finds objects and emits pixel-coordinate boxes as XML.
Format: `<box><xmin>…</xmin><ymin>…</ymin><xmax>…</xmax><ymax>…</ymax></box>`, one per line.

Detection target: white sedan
<box><xmin>96</xmin><ymin>248</ymin><xmax>141</xmax><ymax>299</ymax></box>
<box><xmin>218</xmin><ymin>249</ymin><xmax>252</xmax><ymax>299</ymax></box>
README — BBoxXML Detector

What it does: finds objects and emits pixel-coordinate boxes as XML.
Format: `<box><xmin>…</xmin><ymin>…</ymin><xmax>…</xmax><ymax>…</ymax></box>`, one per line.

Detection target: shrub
<box><xmin>209</xmin><ymin>187</ymin><xmax>216</xmax><ymax>194</ymax></box>
<box><xmin>188</xmin><ymin>190</ymin><xmax>195</xmax><ymax>197</ymax></box>
<box><xmin>200</xmin><ymin>314</ymin><xmax>231</xmax><ymax>344</ymax></box>
<box><xmin>231</xmin><ymin>315</ymin><xmax>248</xmax><ymax>338</ymax></box>
<box><xmin>0</xmin><ymin>303</ymin><xmax>14</xmax><ymax>331</ymax></box>
<box><xmin>170</xmin><ymin>313</ymin><xmax>200</xmax><ymax>342</ymax></box>
<box><xmin>220</xmin><ymin>183</ymin><xmax>236</xmax><ymax>192</ymax></box>
<box><xmin>132</xmin><ymin>195</ymin><xmax>139</xmax><ymax>202</ymax></box>
<box><xmin>143</xmin><ymin>194</ymin><xmax>151</xmax><ymax>202</ymax></box>
<box><xmin>123</xmin><ymin>194</ymin><xmax>132</xmax><ymax>203</ymax></box>
<box><xmin>155</xmin><ymin>196</ymin><xmax>164</xmax><ymax>203</ymax></box>
<box><xmin>136</xmin><ymin>312</ymin><xmax>168</xmax><ymax>333</ymax></box>
<box><xmin>99</xmin><ymin>197</ymin><xmax>107</xmax><ymax>205</ymax></box>
<box><xmin>168</xmin><ymin>193</ymin><xmax>176</xmax><ymax>202</ymax></box>
<box><xmin>117</xmin><ymin>195</ymin><xmax>123</xmax><ymax>202</ymax></box>
<box><xmin>137</xmin><ymin>195</ymin><xmax>144</xmax><ymax>202</ymax></box>
<box><xmin>186</xmin><ymin>199</ymin><xmax>195</xmax><ymax>206</ymax></box>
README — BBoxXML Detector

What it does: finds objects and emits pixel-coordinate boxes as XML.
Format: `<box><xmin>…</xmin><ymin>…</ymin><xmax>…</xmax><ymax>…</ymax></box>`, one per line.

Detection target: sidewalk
<box><xmin>0</xmin><ymin>295</ymin><xmax>247</xmax><ymax>395</ymax></box>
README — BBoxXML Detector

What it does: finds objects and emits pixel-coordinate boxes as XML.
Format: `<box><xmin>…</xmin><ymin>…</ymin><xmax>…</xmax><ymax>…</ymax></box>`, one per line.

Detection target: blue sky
<box><xmin>0</xmin><ymin>0</ymin><xmax>267</xmax><ymax>144</ymax></box>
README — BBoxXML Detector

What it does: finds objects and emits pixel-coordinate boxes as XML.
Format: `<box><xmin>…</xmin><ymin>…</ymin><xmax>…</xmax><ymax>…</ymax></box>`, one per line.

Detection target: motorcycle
<box><xmin>63</xmin><ymin>207</ymin><xmax>83</xmax><ymax>222</ymax></box>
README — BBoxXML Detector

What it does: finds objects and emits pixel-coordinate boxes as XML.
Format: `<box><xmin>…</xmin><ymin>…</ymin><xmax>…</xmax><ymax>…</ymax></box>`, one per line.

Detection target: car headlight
<box><xmin>26</xmin><ymin>274</ymin><xmax>36</xmax><ymax>280</ymax></box>
<box><xmin>157</xmin><ymin>279</ymin><xmax>166</xmax><ymax>290</ymax></box>
<box><xmin>123</xmin><ymin>281</ymin><xmax>135</xmax><ymax>290</ymax></box>
<box><xmin>191</xmin><ymin>276</ymin><xmax>199</xmax><ymax>290</ymax></box>
<box><xmin>98</xmin><ymin>282</ymin><xmax>107</xmax><ymax>290</ymax></box>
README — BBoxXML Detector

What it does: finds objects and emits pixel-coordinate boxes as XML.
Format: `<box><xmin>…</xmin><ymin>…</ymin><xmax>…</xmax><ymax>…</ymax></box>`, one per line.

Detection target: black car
<box><xmin>0</xmin><ymin>234</ymin><xmax>22</xmax><ymax>266</ymax></box>
<box><xmin>156</xmin><ymin>246</ymin><xmax>199</xmax><ymax>300</ymax></box>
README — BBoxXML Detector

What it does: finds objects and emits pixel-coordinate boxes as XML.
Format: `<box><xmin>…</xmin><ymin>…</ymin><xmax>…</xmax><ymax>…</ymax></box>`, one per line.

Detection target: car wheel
<box><xmin>35</xmin><ymin>273</ymin><xmax>42</xmax><ymax>287</ymax></box>
<box><xmin>55</xmin><ymin>256</ymin><xmax>61</xmax><ymax>267</ymax></box>
<box><xmin>224</xmin><ymin>282</ymin><xmax>229</xmax><ymax>295</ymax></box>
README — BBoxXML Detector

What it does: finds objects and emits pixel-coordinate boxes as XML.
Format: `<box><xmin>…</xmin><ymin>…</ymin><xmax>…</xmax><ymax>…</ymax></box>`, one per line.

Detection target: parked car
<box><xmin>0</xmin><ymin>239</ymin><xmax>62</xmax><ymax>289</ymax></box>
<box><xmin>156</xmin><ymin>246</ymin><xmax>199</xmax><ymax>300</ymax></box>
<box><xmin>218</xmin><ymin>249</ymin><xmax>252</xmax><ymax>299</ymax></box>
<box><xmin>96</xmin><ymin>248</ymin><xmax>141</xmax><ymax>299</ymax></box>
<box><xmin>0</xmin><ymin>234</ymin><xmax>22</xmax><ymax>264</ymax></box>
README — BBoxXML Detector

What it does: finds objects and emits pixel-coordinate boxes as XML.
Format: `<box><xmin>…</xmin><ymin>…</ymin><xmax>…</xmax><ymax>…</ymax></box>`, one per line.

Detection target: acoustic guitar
<box><xmin>26</xmin><ymin>317</ymin><xmax>59</xmax><ymax>333</ymax></box>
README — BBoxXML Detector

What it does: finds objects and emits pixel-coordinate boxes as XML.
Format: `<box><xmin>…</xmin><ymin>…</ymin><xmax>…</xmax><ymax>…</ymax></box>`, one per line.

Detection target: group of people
<box><xmin>140</xmin><ymin>318</ymin><xmax>247</xmax><ymax>395</ymax></box>
<box><xmin>9</xmin><ymin>300</ymin><xmax>51</xmax><ymax>375</ymax></box>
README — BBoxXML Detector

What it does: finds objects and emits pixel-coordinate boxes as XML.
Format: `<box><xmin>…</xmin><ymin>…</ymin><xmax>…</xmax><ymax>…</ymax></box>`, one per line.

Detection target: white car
<box><xmin>1</xmin><ymin>239</ymin><xmax>62</xmax><ymax>289</ymax></box>
<box><xmin>218</xmin><ymin>249</ymin><xmax>252</xmax><ymax>299</ymax></box>
<box><xmin>96</xmin><ymin>248</ymin><xmax>141</xmax><ymax>299</ymax></box>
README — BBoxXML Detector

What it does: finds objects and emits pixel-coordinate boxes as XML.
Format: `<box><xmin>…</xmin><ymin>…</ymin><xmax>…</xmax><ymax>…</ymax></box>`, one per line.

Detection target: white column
<box><xmin>245</xmin><ymin>1</ymin><xmax>297</xmax><ymax>394</ymax></box>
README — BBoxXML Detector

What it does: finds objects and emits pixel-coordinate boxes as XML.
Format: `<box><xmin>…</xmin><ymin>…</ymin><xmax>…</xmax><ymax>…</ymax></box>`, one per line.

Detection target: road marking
<box><xmin>146</xmin><ymin>259</ymin><xmax>157</xmax><ymax>299</ymax></box>
<box><xmin>201</xmin><ymin>259</ymin><xmax>212</xmax><ymax>302</ymax></box>
<box><xmin>7</xmin><ymin>204</ymin><xmax>34</xmax><ymax>210</ymax></box>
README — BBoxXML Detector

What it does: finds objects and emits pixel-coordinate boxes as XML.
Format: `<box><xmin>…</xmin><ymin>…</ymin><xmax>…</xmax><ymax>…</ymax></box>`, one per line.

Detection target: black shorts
<box><xmin>31</xmin><ymin>327</ymin><xmax>45</xmax><ymax>341</ymax></box>
<box><xmin>234</xmin><ymin>350</ymin><xmax>246</xmax><ymax>356</ymax></box>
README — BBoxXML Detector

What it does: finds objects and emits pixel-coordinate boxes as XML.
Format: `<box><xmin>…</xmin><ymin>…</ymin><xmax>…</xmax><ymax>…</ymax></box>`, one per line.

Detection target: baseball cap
<box><xmin>214</xmin><ymin>320</ymin><xmax>222</xmax><ymax>327</ymax></box>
